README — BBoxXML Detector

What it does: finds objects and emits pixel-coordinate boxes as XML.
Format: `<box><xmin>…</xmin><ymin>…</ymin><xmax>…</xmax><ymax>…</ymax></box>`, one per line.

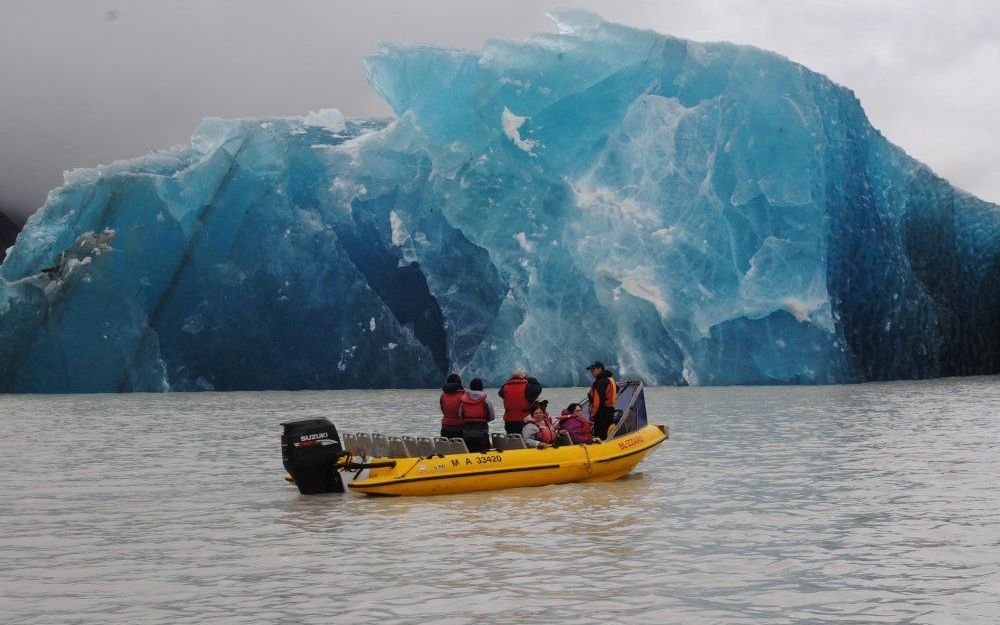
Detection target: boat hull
<box><xmin>346</xmin><ymin>424</ymin><xmax>668</xmax><ymax>497</ymax></box>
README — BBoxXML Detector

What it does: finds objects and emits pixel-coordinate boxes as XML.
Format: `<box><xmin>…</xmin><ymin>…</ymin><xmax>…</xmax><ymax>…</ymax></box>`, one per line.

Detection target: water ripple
<box><xmin>1</xmin><ymin>377</ymin><xmax>999</xmax><ymax>623</ymax></box>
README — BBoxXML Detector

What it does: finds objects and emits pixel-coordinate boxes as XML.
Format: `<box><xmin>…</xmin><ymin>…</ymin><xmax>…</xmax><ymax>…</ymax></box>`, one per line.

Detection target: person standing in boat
<box><xmin>586</xmin><ymin>361</ymin><xmax>618</xmax><ymax>440</ymax></box>
<box><xmin>498</xmin><ymin>369</ymin><xmax>542</xmax><ymax>435</ymax></box>
<box><xmin>459</xmin><ymin>378</ymin><xmax>495</xmax><ymax>453</ymax></box>
<box><xmin>439</xmin><ymin>373</ymin><xmax>464</xmax><ymax>439</ymax></box>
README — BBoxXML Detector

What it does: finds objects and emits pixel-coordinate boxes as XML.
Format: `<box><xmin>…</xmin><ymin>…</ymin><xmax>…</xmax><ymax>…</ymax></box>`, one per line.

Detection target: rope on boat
<box><xmin>394</xmin><ymin>458</ymin><xmax>423</xmax><ymax>480</ymax></box>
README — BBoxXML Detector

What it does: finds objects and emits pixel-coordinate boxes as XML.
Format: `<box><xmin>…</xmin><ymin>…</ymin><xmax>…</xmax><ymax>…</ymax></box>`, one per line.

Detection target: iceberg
<box><xmin>1</xmin><ymin>10</ymin><xmax>998</xmax><ymax>392</ymax></box>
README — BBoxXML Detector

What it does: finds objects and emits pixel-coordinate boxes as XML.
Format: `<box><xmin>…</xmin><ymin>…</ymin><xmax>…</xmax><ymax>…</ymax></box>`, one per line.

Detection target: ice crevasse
<box><xmin>1</xmin><ymin>10</ymin><xmax>998</xmax><ymax>392</ymax></box>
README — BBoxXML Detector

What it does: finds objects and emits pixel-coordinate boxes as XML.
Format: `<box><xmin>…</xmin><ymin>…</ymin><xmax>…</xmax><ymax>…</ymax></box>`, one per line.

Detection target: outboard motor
<box><xmin>281</xmin><ymin>418</ymin><xmax>346</xmax><ymax>494</ymax></box>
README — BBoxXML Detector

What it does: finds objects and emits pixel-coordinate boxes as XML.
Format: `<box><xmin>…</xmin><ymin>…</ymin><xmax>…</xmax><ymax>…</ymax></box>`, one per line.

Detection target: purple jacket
<box><xmin>558</xmin><ymin>412</ymin><xmax>593</xmax><ymax>444</ymax></box>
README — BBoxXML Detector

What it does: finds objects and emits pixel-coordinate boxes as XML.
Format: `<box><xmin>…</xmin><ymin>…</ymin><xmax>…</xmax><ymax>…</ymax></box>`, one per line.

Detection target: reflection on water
<box><xmin>1</xmin><ymin>378</ymin><xmax>999</xmax><ymax>623</ymax></box>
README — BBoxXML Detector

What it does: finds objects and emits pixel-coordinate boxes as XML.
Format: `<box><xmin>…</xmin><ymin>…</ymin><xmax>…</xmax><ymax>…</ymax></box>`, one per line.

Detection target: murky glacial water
<box><xmin>1</xmin><ymin>377</ymin><xmax>999</xmax><ymax>624</ymax></box>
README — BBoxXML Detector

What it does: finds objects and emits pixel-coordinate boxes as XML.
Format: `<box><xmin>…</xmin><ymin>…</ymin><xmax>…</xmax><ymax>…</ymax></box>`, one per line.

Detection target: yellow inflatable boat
<box><xmin>280</xmin><ymin>380</ymin><xmax>668</xmax><ymax>497</ymax></box>
<box><xmin>347</xmin><ymin>424</ymin><xmax>667</xmax><ymax>496</ymax></box>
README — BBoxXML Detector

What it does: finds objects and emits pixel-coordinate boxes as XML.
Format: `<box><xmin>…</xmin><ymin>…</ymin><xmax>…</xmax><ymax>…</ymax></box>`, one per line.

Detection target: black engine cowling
<box><xmin>281</xmin><ymin>418</ymin><xmax>345</xmax><ymax>494</ymax></box>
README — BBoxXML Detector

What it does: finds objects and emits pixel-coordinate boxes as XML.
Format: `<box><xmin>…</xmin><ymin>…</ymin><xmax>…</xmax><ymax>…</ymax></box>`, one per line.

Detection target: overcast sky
<box><xmin>0</xmin><ymin>0</ymin><xmax>997</xmax><ymax>222</ymax></box>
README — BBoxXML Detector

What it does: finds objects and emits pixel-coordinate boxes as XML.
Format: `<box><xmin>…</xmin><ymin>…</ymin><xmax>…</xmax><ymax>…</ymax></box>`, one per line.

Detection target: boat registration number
<box><xmin>449</xmin><ymin>454</ymin><xmax>503</xmax><ymax>467</ymax></box>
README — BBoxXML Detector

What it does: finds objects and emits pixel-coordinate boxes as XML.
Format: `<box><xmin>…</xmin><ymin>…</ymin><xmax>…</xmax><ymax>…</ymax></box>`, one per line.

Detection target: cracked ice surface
<box><xmin>1</xmin><ymin>10</ymin><xmax>999</xmax><ymax>392</ymax></box>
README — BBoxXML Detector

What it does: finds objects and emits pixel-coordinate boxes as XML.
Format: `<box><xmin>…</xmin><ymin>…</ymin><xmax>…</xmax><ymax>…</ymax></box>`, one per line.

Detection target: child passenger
<box><xmin>521</xmin><ymin>401</ymin><xmax>557</xmax><ymax>449</ymax></box>
<box><xmin>557</xmin><ymin>403</ymin><xmax>600</xmax><ymax>444</ymax></box>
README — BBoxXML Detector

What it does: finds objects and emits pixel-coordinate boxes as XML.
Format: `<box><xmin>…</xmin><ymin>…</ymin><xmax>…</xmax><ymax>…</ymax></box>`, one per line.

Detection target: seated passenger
<box><xmin>557</xmin><ymin>403</ymin><xmax>600</xmax><ymax>444</ymax></box>
<box><xmin>459</xmin><ymin>378</ymin><xmax>495</xmax><ymax>453</ymax></box>
<box><xmin>439</xmin><ymin>373</ymin><xmax>464</xmax><ymax>439</ymax></box>
<box><xmin>522</xmin><ymin>401</ymin><xmax>557</xmax><ymax>449</ymax></box>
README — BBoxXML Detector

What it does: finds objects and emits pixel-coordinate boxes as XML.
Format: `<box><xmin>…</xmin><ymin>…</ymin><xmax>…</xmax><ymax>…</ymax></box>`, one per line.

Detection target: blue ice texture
<box><xmin>2</xmin><ymin>10</ymin><xmax>999</xmax><ymax>392</ymax></box>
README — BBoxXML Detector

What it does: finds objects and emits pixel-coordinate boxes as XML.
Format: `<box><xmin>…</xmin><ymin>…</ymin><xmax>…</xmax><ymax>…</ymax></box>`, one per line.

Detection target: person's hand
<box><xmin>537</xmin><ymin>442</ymin><xmax>549</xmax><ymax>449</ymax></box>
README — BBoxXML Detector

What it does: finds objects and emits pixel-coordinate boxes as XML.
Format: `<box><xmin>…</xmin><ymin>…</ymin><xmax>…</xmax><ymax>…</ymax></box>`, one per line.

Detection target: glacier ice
<box><xmin>1</xmin><ymin>10</ymin><xmax>999</xmax><ymax>392</ymax></box>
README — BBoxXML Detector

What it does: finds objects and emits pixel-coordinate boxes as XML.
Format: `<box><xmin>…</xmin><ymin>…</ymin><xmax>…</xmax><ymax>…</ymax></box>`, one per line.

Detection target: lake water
<box><xmin>1</xmin><ymin>377</ymin><xmax>999</xmax><ymax>624</ymax></box>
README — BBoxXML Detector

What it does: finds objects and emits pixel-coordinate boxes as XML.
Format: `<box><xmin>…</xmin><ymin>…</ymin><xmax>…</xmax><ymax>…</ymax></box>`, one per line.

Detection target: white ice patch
<box><xmin>303</xmin><ymin>108</ymin><xmax>346</xmax><ymax>133</ymax></box>
<box><xmin>780</xmin><ymin>297</ymin><xmax>813</xmax><ymax>323</ymax></box>
<box><xmin>600</xmin><ymin>266</ymin><xmax>671</xmax><ymax>319</ymax></box>
<box><xmin>369</xmin><ymin>317</ymin><xmax>376</xmax><ymax>332</ymax></box>
<box><xmin>681</xmin><ymin>356</ymin><xmax>700</xmax><ymax>386</ymax></box>
<box><xmin>501</xmin><ymin>107</ymin><xmax>537</xmax><ymax>154</ymax></box>
<box><xmin>389</xmin><ymin>211</ymin><xmax>408</xmax><ymax>247</ymax></box>
<box><xmin>570</xmin><ymin>182</ymin><xmax>658</xmax><ymax>226</ymax></box>
<box><xmin>337</xmin><ymin>345</ymin><xmax>357</xmax><ymax>372</ymax></box>
<box><xmin>618</xmin><ymin>272</ymin><xmax>671</xmax><ymax>319</ymax></box>
<box><xmin>389</xmin><ymin>210</ymin><xmax>418</xmax><ymax>265</ymax></box>
<box><xmin>513</xmin><ymin>232</ymin><xmax>534</xmax><ymax>253</ymax></box>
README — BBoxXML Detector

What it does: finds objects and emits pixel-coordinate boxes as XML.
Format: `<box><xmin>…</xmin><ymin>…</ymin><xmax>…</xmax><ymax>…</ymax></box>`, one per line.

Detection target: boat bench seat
<box><xmin>354</xmin><ymin>433</ymin><xmax>374</xmax><ymax>456</ymax></box>
<box><xmin>371</xmin><ymin>433</ymin><xmax>391</xmax><ymax>457</ymax></box>
<box><xmin>387</xmin><ymin>436</ymin><xmax>414</xmax><ymax>458</ymax></box>
<box><xmin>431</xmin><ymin>437</ymin><xmax>468</xmax><ymax>455</ymax></box>
<box><xmin>492</xmin><ymin>433</ymin><xmax>527</xmax><ymax>450</ymax></box>
<box><xmin>415</xmin><ymin>437</ymin><xmax>436</xmax><ymax>456</ymax></box>
<box><xmin>341</xmin><ymin>432</ymin><xmax>358</xmax><ymax>454</ymax></box>
<box><xmin>344</xmin><ymin>432</ymin><xmax>472</xmax><ymax>457</ymax></box>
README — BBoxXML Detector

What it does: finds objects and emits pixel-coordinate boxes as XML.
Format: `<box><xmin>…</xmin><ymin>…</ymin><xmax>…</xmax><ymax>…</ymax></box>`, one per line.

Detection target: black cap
<box><xmin>586</xmin><ymin>361</ymin><xmax>604</xmax><ymax>370</ymax></box>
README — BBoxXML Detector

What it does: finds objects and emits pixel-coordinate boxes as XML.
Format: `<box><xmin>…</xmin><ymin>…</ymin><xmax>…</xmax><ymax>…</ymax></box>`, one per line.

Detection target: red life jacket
<box><xmin>501</xmin><ymin>378</ymin><xmax>531</xmax><ymax>423</ymax></box>
<box><xmin>536</xmin><ymin>419</ymin><xmax>556</xmax><ymax>444</ymax></box>
<box><xmin>460</xmin><ymin>392</ymin><xmax>489</xmax><ymax>423</ymax></box>
<box><xmin>440</xmin><ymin>390</ymin><xmax>463</xmax><ymax>427</ymax></box>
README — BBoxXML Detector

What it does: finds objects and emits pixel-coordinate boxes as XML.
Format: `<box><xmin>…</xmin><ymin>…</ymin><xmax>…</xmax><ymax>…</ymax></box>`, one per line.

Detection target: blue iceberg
<box><xmin>2</xmin><ymin>10</ymin><xmax>999</xmax><ymax>392</ymax></box>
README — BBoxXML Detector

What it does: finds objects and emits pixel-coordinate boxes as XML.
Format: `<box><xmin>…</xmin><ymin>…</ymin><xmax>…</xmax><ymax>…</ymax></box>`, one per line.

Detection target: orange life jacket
<box><xmin>440</xmin><ymin>390</ymin><xmax>463</xmax><ymax>427</ymax></box>
<box><xmin>588</xmin><ymin>374</ymin><xmax>618</xmax><ymax>413</ymax></box>
<box><xmin>460</xmin><ymin>392</ymin><xmax>489</xmax><ymax>423</ymax></box>
<box><xmin>501</xmin><ymin>378</ymin><xmax>531</xmax><ymax>423</ymax></box>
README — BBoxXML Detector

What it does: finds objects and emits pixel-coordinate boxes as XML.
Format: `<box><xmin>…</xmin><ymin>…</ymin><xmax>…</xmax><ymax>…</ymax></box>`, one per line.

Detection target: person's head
<box><xmin>530</xmin><ymin>401</ymin><xmax>547</xmax><ymax>419</ymax></box>
<box><xmin>445</xmin><ymin>373</ymin><xmax>462</xmax><ymax>386</ymax></box>
<box><xmin>586</xmin><ymin>361</ymin><xmax>605</xmax><ymax>378</ymax></box>
<box><xmin>567</xmin><ymin>402</ymin><xmax>582</xmax><ymax>416</ymax></box>
<box><xmin>512</xmin><ymin>368</ymin><xmax>527</xmax><ymax>380</ymax></box>
<box><xmin>470</xmin><ymin>378</ymin><xmax>484</xmax><ymax>391</ymax></box>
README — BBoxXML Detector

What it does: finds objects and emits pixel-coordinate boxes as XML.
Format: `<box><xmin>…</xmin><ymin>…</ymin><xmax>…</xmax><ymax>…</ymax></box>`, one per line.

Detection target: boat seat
<box><xmin>402</xmin><ymin>436</ymin><xmax>421</xmax><ymax>457</ymax></box>
<box><xmin>491</xmin><ymin>433</ymin><xmax>507</xmax><ymax>450</ymax></box>
<box><xmin>433</xmin><ymin>436</ymin><xmax>453</xmax><ymax>455</ymax></box>
<box><xmin>503</xmin><ymin>433</ymin><xmax>527</xmax><ymax>449</ymax></box>
<box><xmin>355</xmin><ymin>433</ymin><xmax>374</xmax><ymax>457</ymax></box>
<box><xmin>387</xmin><ymin>436</ymin><xmax>413</xmax><ymax>458</ymax></box>
<box><xmin>341</xmin><ymin>432</ymin><xmax>359</xmax><ymax>455</ymax></box>
<box><xmin>415</xmin><ymin>437</ymin><xmax>436</xmax><ymax>456</ymax></box>
<box><xmin>555</xmin><ymin>431</ymin><xmax>573</xmax><ymax>447</ymax></box>
<box><xmin>371</xmin><ymin>433</ymin><xmax>391</xmax><ymax>457</ymax></box>
<box><xmin>449</xmin><ymin>438</ymin><xmax>470</xmax><ymax>454</ymax></box>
